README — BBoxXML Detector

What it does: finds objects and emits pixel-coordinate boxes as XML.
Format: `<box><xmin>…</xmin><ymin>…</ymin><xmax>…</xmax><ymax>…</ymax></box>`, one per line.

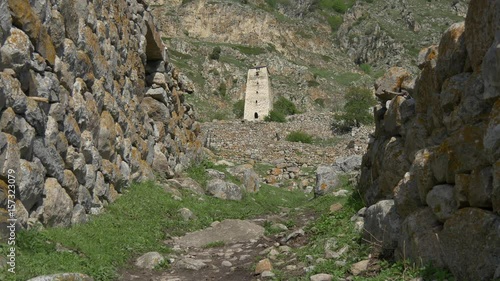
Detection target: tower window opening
<box><xmin>254</xmin><ymin>112</ymin><xmax>259</xmax><ymax>119</ymax></box>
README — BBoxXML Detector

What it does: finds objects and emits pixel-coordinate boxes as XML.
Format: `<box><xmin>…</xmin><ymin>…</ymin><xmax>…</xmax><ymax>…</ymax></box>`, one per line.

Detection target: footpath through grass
<box><xmin>0</xmin><ymin>180</ymin><xmax>309</xmax><ymax>281</ymax></box>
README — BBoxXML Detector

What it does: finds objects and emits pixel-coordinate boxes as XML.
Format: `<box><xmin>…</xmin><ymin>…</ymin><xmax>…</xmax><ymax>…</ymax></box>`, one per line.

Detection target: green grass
<box><xmin>231</xmin><ymin>45</ymin><xmax>267</xmax><ymax>56</ymax></box>
<box><xmin>2</xmin><ymin>179</ymin><xmax>310</xmax><ymax>281</ymax></box>
<box><xmin>286</xmin><ymin>131</ymin><xmax>314</xmax><ymax>144</ymax></box>
<box><xmin>202</xmin><ymin>241</ymin><xmax>225</xmax><ymax>248</ymax></box>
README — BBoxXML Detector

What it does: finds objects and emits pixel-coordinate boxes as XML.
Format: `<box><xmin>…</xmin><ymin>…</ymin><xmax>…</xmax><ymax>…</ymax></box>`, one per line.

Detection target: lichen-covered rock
<box><xmin>0</xmin><ymin>133</ymin><xmax>20</xmax><ymax>179</ymax></box>
<box><xmin>315</xmin><ymin>165</ymin><xmax>342</xmax><ymax>197</ymax></box>
<box><xmin>436</xmin><ymin>22</ymin><xmax>466</xmax><ymax>89</ymax></box>
<box><xmin>396</xmin><ymin>208</ymin><xmax>444</xmax><ymax>267</ymax></box>
<box><xmin>464</xmin><ymin>0</ymin><xmax>498</xmax><ymax>72</ymax></box>
<box><xmin>7</xmin><ymin>0</ymin><xmax>56</xmax><ymax>65</ymax></box>
<box><xmin>363</xmin><ymin>200</ymin><xmax>401</xmax><ymax>255</ymax></box>
<box><xmin>0</xmin><ymin>28</ymin><xmax>32</xmax><ymax>71</ymax></box>
<box><xmin>374</xmin><ymin>67</ymin><xmax>411</xmax><ymax>102</ymax></box>
<box><xmin>440</xmin><ymin>208</ymin><xmax>500</xmax><ymax>281</ymax></box>
<box><xmin>42</xmin><ymin>178</ymin><xmax>73</xmax><ymax>227</ymax></box>
<box><xmin>394</xmin><ymin>172</ymin><xmax>422</xmax><ymax>218</ymax></box>
<box><xmin>18</xmin><ymin>159</ymin><xmax>45</xmax><ymax>212</ymax></box>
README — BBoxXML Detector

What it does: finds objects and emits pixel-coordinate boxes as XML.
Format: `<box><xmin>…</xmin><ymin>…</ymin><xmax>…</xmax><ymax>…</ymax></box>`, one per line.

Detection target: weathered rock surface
<box><xmin>135</xmin><ymin>252</ymin><xmax>165</xmax><ymax>270</ymax></box>
<box><xmin>27</xmin><ymin>273</ymin><xmax>94</xmax><ymax>281</ymax></box>
<box><xmin>173</xmin><ymin>219</ymin><xmax>264</xmax><ymax>248</ymax></box>
<box><xmin>206</xmin><ymin>179</ymin><xmax>243</xmax><ymax>200</ymax></box>
<box><xmin>358</xmin><ymin>0</ymin><xmax>500</xmax><ymax>280</ymax></box>
<box><xmin>0</xmin><ymin>0</ymin><xmax>202</xmax><ymax>229</ymax></box>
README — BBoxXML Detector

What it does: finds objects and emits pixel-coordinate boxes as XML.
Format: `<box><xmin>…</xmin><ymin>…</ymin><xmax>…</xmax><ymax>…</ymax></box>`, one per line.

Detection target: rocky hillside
<box><xmin>147</xmin><ymin>0</ymin><xmax>469</xmax><ymax>120</ymax></box>
<box><xmin>358</xmin><ymin>0</ymin><xmax>500</xmax><ymax>280</ymax></box>
<box><xmin>0</xmin><ymin>0</ymin><xmax>202</xmax><ymax>232</ymax></box>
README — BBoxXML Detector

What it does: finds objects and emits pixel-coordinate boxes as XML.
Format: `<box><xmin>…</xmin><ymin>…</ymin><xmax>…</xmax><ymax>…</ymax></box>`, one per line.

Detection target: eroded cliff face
<box><xmin>358</xmin><ymin>0</ymin><xmax>499</xmax><ymax>280</ymax></box>
<box><xmin>0</xmin><ymin>0</ymin><xmax>202</xmax><ymax>232</ymax></box>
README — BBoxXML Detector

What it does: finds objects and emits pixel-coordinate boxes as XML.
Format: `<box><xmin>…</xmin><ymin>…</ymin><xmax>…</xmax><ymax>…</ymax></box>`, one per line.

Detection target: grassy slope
<box><xmin>1</xmin><ymin>160</ymin><xmax>455</xmax><ymax>280</ymax></box>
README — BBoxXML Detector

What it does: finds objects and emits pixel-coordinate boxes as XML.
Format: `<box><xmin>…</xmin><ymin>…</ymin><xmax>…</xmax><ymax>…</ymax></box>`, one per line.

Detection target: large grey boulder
<box><xmin>440</xmin><ymin>208</ymin><xmax>500</xmax><ymax>281</ymax></box>
<box><xmin>396</xmin><ymin>207</ymin><xmax>444</xmax><ymax>267</ymax></box>
<box><xmin>315</xmin><ymin>165</ymin><xmax>342</xmax><ymax>196</ymax></box>
<box><xmin>335</xmin><ymin>155</ymin><xmax>362</xmax><ymax>173</ymax></box>
<box><xmin>174</xmin><ymin>219</ymin><xmax>264</xmax><ymax>248</ymax></box>
<box><xmin>363</xmin><ymin>200</ymin><xmax>401</xmax><ymax>255</ymax></box>
<box><xmin>206</xmin><ymin>179</ymin><xmax>243</xmax><ymax>200</ymax></box>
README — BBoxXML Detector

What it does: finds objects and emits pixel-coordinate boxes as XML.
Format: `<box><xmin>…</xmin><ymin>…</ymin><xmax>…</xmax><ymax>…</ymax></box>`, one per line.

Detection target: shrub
<box><xmin>209</xmin><ymin>46</ymin><xmax>221</xmax><ymax>60</ymax></box>
<box><xmin>232</xmin><ymin>100</ymin><xmax>245</xmax><ymax>118</ymax></box>
<box><xmin>331</xmin><ymin>0</ymin><xmax>347</xmax><ymax>13</ymax></box>
<box><xmin>273</xmin><ymin>96</ymin><xmax>299</xmax><ymax>116</ymax></box>
<box><xmin>332</xmin><ymin>87</ymin><xmax>376</xmax><ymax>133</ymax></box>
<box><xmin>264</xmin><ymin>109</ymin><xmax>286</xmax><ymax>122</ymax></box>
<box><xmin>327</xmin><ymin>15</ymin><xmax>343</xmax><ymax>32</ymax></box>
<box><xmin>286</xmin><ymin>131</ymin><xmax>313</xmax><ymax>144</ymax></box>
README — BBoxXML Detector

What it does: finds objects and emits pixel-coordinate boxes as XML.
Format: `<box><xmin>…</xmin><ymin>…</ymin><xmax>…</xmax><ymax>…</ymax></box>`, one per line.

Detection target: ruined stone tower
<box><xmin>244</xmin><ymin>66</ymin><xmax>272</xmax><ymax>121</ymax></box>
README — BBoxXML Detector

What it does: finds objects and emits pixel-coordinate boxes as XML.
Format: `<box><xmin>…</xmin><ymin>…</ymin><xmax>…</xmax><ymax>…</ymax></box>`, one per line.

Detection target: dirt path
<box><xmin>118</xmin><ymin>209</ymin><xmax>317</xmax><ymax>281</ymax></box>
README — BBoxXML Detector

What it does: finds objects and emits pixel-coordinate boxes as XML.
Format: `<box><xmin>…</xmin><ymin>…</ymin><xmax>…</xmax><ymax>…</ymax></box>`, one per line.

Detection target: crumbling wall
<box><xmin>358</xmin><ymin>0</ymin><xmax>500</xmax><ymax>280</ymax></box>
<box><xmin>0</xmin><ymin>0</ymin><xmax>202</xmax><ymax>232</ymax></box>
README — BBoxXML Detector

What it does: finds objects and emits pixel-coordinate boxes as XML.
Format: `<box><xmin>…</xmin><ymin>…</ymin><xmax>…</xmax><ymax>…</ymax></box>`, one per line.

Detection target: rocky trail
<box><xmin>115</xmin><ymin>114</ymin><xmax>372</xmax><ymax>281</ymax></box>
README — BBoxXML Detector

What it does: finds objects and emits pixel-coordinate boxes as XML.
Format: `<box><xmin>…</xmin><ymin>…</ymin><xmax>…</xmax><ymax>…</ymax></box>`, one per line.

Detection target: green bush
<box><xmin>332</xmin><ymin>87</ymin><xmax>376</xmax><ymax>133</ymax></box>
<box><xmin>327</xmin><ymin>15</ymin><xmax>343</xmax><ymax>32</ymax></box>
<box><xmin>273</xmin><ymin>96</ymin><xmax>299</xmax><ymax>116</ymax></box>
<box><xmin>209</xmin><ymin>46</ymin><xmax>221</xmax><ymax>60</ymax></box>
<box><xmin>331</xmin><ymin>0</ymin><xmax>347</xmax><ymax>13</ymax></box>
<box><xmin>232</xmin><ymin>100</ymin><xmax>245</xmax><ymax>118</ymax></box>
<box><xmin>264</xmin><ymin>109</ymin><xmax>286</xmax><ymax>122</ymax></box>
<box><xmin>286</xmin><ymin>131</ymin><xmax>313</xmax><ymax>143</ymax></box>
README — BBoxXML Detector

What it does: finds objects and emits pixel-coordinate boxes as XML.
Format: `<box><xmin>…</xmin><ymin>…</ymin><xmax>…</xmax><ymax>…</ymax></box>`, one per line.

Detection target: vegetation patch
<box><xmin>232</xmin><ymin>100</ymin><xmax>245</xmax><ymax>118</ymax></box>
<box><xmin>332</xmin><ymin>87</ymin><xmax>376</xmax><ymax>133</ymax></box>
<box><xmin>286</xmin><ymin>131</ymin><xmax>314</xmax><ymax>144</ymax></box>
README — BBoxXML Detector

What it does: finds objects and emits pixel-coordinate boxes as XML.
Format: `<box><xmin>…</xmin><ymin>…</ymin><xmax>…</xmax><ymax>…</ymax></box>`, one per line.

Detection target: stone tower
<box><xmin>244</xmin><ymin>66</ymin><xmax>272</xmax><ymax>121</ymax></box>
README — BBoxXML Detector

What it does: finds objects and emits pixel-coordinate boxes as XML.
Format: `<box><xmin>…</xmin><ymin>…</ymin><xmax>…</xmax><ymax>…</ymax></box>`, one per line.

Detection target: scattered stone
<box><xmin>179</xmin><ymin>208</ymin><xmax>194</xmax><ymax>221</ymax></box>
<box><xmin>310</xmin><ymin>273</ymin><xmax>333</xmax><ymax>281</ymax></box>
<box><xmin>329</xmin><ymin>203</ymin><xmax>343</xmax><ymax>212</ymax></box>
<box><xmin>351</xmin><ymin>260</ymin><xmax>370</xmax><ymax>276</ymax></box>
<box><xmin>221</xmin><ymin>260</ymin><xmax>232</xmax><ymax>267</ymax></box>
<box><xmin>135</xmin><ymin>252</ymin><xmax>164</xmax><ymax>270</ymax></box>
<box><xmin>281</xmin><ymin>228</ymin><xmax>305</xmax><ymax>243</ymax></box>
<box><xmin>255</xmin><ymin>258</ymin><xmax>273</xmax><ymax>274</ymax></box>
<box><xmin>270</xmin><ymin>223</ymin><xmax>288</xmax><ymax>232</ymax></box>
<box><xmin>261</xmin><ymin>270</ymin><xmax>275</xmax><ymax>278</ymax></box>
<box><xmin>175</xmin><ymin>258</ymin><xmax>208</xmax><ymax>271</ymax></box>
<box><xmin>26</xmin><ymin>273</ymin><xmax>94</xmax><ymax>281</ymax></box>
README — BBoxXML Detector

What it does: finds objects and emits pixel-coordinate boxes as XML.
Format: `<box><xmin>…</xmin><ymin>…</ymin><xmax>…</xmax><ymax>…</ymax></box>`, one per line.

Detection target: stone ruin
<box><xmin>0</xmin><ymin>0</ymin><xmax>203</xmax><ymax>234</ymax></box>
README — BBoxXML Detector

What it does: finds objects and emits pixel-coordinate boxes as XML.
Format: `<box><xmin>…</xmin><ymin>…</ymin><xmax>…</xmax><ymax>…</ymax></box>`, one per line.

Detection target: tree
<box><xmin>332</xmin><ymin>87</ymin><xmax>376</xmax><ymax>133</ymax></box>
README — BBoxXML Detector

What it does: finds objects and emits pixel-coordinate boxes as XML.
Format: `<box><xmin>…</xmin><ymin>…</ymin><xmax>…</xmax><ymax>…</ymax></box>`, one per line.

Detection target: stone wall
<box><xmin>0</xmin><ymin>0</ymin><xmax>202</xmax><ymax>233</ymax></box>
<box><xmin>358</xmin><ymin>0</ymin><xmax>499</xmax><ymax>280</ymax></box>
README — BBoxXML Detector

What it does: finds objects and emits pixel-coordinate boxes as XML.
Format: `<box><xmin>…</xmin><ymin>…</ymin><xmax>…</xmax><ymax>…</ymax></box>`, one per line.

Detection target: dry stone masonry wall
<box><xmin>358</xmin><ymin>0</ymin><xmax>500</xmax><ymax>280</ymax></box>
<box><xmin>0</xmin><ymin>0</ymin><xmax>202</xmax><ymax>233</ymax></box>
